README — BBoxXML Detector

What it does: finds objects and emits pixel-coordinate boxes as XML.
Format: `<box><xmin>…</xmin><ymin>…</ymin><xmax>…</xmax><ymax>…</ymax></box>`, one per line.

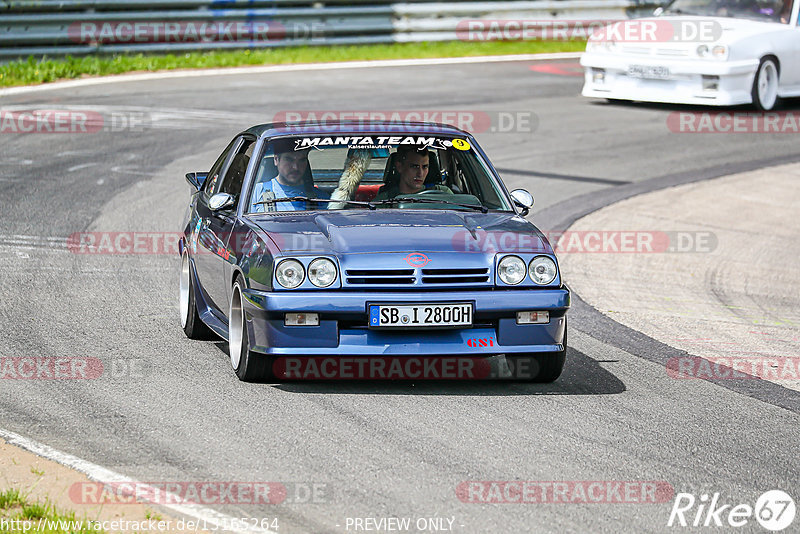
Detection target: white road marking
<box><xmin>0</xmin><ymin>52</ymin><xmax>582</xmax><ymax>96</ymax></box>
<box><xmin>68</xmin><ymin>163</ymin><xmax>99</xmax><ymax>172</ymax></box>
<box><xmin>0</xmin><ymin>428</ymin><xmax>279</xmax><ymax>534</ymax></box>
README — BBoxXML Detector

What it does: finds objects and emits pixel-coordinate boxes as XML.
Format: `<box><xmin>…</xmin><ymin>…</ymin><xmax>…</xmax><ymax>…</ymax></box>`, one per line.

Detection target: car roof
<box><xmin>242</xmin><ymin>120</ymin><xmax>472</xmax><ymax>139</ymax></box>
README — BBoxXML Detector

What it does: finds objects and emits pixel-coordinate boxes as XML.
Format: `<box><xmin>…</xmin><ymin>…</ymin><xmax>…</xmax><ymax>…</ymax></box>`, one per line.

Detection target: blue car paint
<box><xmin>181</xmin><ymin>121</ymin><xmax>569</xmax><ymax>362</ymax></box>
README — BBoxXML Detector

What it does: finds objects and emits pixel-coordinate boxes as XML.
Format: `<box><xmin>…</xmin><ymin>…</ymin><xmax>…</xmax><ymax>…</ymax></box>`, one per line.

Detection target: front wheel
<box><xmin>752</xmin><ymin>57</ymin><xmax>780</xmax><ymax>111</ymax></box>
<box><xmin>229</xmin><ymin>275</ymin><xmax>269</xmax><ymax>382</ymax></box>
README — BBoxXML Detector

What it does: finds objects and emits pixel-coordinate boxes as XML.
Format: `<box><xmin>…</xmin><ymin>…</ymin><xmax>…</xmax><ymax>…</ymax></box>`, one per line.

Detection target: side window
<box><xmin>215</xmin><ymin>138</ymin><xmax>256</xmax><ymax>199</ymax></box>
<box><xmin>204</xmin><ymin>139</ymin><xmax>237</xmax><ymax>195</ymax></box>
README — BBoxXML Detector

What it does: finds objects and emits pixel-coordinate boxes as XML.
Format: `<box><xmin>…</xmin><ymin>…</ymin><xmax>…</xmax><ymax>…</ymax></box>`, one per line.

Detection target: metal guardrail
<box><xmin>0</xmin><ymin>0</ymin><xmax>664</xmax><ymax>59</ymax></box>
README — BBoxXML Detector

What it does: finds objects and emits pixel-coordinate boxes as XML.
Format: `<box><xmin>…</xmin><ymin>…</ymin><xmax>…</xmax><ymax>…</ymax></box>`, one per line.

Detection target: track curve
<box><xmin>1</xmin><ymin>58</ymin><xmax>799</xmax><ymax>533</ymax></box>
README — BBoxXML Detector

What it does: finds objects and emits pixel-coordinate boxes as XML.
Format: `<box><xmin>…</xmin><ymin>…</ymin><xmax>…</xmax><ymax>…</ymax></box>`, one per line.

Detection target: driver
<box><xmin>374</xmin><ymin>146</ymin><xmax>452</xmax><ymax>201</ymax></box>
<box><xmin>251</xmin><ymin>146</ymin><xmax>329</xmax><ymax>212</ymax></box>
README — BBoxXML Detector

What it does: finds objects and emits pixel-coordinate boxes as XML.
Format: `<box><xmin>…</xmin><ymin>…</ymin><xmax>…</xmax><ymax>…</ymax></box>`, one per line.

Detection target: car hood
<box><xmin>247</xmin><ymin>210</ymin><xmax>554</xmax><ymax>255</ymax></box>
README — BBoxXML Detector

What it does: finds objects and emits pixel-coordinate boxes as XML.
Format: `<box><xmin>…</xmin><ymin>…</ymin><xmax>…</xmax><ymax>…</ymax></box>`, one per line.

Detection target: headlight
<box><xmin>529</xmin><ymin>256</ymin><xmax>557</xmax><ymax>285</ymax></box>
<box><xmin>697</xmin><ymin>44</ymin><xmax>727</xmax><ymax>60</ymax></box>
<box><xmin>498</xmin><ymin>256</ymin><xmax>526</xmax><ymax>285</ymax></box>
<box><xmin>308</xmin><ymin>258</ymin><xmax>337</xmax><ymax>288</ymax></box>
<box><xmin>276</xmin><ymin>259</ymin><xmax>305</xmax><ymax>289</ymax></box>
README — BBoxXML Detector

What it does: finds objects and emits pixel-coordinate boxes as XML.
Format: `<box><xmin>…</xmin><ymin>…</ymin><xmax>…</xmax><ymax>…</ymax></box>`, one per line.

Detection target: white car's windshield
<box><xmin>665</xmin><ymin>0</ymin><xmax>793</xmax><ymax>22</ymax></box>
<box><xmin>246</xmin><ymin>134</ymin><xmax>513</xmax><ymax>213</ymax></box>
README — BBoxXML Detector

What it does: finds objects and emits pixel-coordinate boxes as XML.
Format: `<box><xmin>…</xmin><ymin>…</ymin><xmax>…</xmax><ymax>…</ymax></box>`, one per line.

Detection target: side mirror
<box><xmin>209</xmin><ymin>193</ymin><xmax>236</xmax><ymax>212</ymax></box>
<box><xmin>185</xmin><ymin>172</ymin><xmax>208</xmax><ymax>191</ymax></box>
<box><xmin>510</xmin><ymin>189</ymin><xmax>534</xmax><ymax>216</ymax></box>
<box><xmin>653</xmin><ymin>6</ymin><xmax>664</xmax><ymax>15</ymax></box>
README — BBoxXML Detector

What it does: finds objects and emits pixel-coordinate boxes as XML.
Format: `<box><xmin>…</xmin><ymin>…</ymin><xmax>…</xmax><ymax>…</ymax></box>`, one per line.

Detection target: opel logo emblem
<box><xmin>404</xmin><ymin>253</ymin><xmax>431</xmax><ymax>267</ymax></box>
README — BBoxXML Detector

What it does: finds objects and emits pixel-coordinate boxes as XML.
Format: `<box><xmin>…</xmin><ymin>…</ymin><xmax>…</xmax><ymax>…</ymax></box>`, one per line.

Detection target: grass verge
<box><xmin>0</xmin><ymin>487</ymin><xmax>105</xmax><ymax>534</ymax></box>
<box><xmin>0</xmin><ymin>40</ymin><xmax>585</xmax><ymax>88</ymax></box>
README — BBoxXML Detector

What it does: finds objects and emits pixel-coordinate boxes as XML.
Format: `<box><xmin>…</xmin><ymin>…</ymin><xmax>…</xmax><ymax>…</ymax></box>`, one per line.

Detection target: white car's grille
<box><xmin>619</xmin><ymin>45</ymin><xmax>690</xmax><ymax>57</ymax></box>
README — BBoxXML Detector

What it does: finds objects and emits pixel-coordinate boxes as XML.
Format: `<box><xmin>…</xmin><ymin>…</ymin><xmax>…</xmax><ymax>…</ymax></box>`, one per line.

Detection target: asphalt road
<box><xmin>1</xmin><ymin>59</ymin><xmax>799</xmax><ymax>533</ymax></box>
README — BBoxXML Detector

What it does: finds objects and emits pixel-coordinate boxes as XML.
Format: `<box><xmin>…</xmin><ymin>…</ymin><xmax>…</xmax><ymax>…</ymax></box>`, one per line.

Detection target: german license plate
<box><xmin>627</xmin><ymin>65</ymin><xmax>670</xmax><ymax>79</ymax></box>
<box><xmin>369</xmin><ymin>303</ymin><xmax>473</xmax><ymax>328</ymax></box>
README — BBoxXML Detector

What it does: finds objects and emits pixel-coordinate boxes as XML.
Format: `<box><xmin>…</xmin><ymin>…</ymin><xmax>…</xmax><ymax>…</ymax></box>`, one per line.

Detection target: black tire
<box><xmin>752</xmin><ymin>57</ymin><xmax>780</xmax><ymax>111</ymax></box>
<box><xmin>507</xmin><ymin>319</ymin><xmax>567</xmax><ymax>383</ymax></box>
<box><xmin>229</xmin><ymin>275</ymin><xmax>270</xmax><ymax>382</ymax></box>
<box><xmin>180</xmin><ymin>251</ymin><xmax>213</xmax><ymax>339</ymax></box>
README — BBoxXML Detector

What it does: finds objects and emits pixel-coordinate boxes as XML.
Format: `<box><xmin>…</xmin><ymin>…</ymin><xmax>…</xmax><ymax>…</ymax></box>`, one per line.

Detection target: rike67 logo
<box><xmin>668</xmin><ymin>490</ymin><xmax>795</xmax><ymax>531</ymax></box>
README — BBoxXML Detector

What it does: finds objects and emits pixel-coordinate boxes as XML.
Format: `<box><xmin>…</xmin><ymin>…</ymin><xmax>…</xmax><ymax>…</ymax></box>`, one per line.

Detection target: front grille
<box><xmin>421</xmin><ymin>267</ymin><xmax>489</xmax><ymax>284</ymax></box>
<box><xmin>346</xmin><ymin>269</ymin><xmax>415</xmax><ymax>285</ymax></box>
<box><xmin>655</xmin><ymin>48</ymin><xmax>689</xmax><ymax>57</ymax></box>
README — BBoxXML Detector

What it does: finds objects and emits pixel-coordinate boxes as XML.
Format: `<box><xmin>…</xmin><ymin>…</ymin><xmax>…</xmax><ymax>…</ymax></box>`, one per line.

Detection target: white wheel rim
<box><xmin>758</xmin><ymin>61</ymin><xmax>778</xmax><ymax>110</ymax></box>
<box><xmin>229</xmin><ymin>284</ymin><xmax>244</xmax><ymax>371</ymax></box>
<box><xmin>179</xmin><ymin>253</ymin><xmax>190</xmax><ymax>328</ymax></box>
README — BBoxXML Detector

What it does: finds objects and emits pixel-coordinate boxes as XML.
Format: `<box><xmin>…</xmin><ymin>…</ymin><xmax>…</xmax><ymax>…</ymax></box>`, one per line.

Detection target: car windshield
<box><xmin>245</xmin><ymin>134</ymin><xmax>513</xmax><ymax>213</ymax></box>
<box><xmin>664</xmin><ymin>0</ymin><xmax>792</xmax><ymax>22</ymax></box>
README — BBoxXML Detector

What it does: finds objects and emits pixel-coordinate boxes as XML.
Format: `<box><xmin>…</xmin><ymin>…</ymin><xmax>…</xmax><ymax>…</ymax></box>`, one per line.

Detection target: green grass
<box><xmin>0</xmin><ymin>488</ymin><xmax>105</xmax><ymax>534</ymax></box>
<box><xmin>0</xmin><ymin>40</ymin><xmax>585</xmax><ymax>88</ymax></box>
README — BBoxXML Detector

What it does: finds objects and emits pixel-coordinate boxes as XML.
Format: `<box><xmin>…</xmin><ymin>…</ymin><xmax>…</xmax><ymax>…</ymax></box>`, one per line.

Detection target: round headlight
<box><xmin>276</xmin><ymin>259</ymin><xmax>305</xmax><ymax>289</ymax></box>
<box><xmin>498</xmin><ymin>256</ymin><xmax>526</xmax><ymax>285</ymax></box>
<box><xmin>696</xmin><ymin>45</ymin><xmax>709</xmax><ymax>57</ymax></box>
<box><xmin>529</xmin><ymin>256</ymin><xmax>558</xmax><ymax>285</ymax></box>
<box><xmin>308</xmin><ymin>258</ymin><xmax>337</xmax><ymax>288</ymax></box>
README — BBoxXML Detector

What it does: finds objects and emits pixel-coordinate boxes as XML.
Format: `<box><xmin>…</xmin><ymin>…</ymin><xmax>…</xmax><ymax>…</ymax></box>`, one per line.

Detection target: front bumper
<box><xmin>242</xmin><ymin>288</ymin><xmax>569</xmax><ymax>356</ymax></box>
<box><xmin>580</xmin><ymin>53</ymin><xmax>758</xmax><ymax>106</ymax></box>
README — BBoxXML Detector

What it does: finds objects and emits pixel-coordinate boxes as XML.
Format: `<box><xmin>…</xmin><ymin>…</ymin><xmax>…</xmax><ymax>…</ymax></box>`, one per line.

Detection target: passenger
<box><xmin>251</xmin><ymin>147</ymin><xmax>328</xmax><ymax>212</ymax></box>
<box><xmin>374</xmin><ymin>146</ymin><xmax>452</xmax><ymax>201</ymax></box>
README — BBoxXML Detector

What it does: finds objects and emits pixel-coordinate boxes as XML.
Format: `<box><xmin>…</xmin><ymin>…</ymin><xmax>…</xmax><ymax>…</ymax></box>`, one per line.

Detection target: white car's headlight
<box><xmin>276</xmin><ymin>259</ymin><xmax>305</xmax><ymax>289</ymax></box>
<box><xmin>498</xmin><ymin>256</ymin><xmax>526</xmax><ymax>285</ymax></box>
<box><xmin>529</xmin><ymin>256</ymin><xmax>558</xmax><ymax>285</ymax></box>
<box><xmin>697</xmin><ymin>44</ymin><xmax>728</xmax><ymax>60</ymax></box>
<box><xmin>308</xmin><ymin>258</ymin><xmax>337</xmax><ymax>288</ymax></box>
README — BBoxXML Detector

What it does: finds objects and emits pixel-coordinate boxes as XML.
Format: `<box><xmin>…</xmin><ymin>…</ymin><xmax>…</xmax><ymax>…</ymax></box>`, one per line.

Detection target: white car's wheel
<box><xmin>752</xmin><ymin>57</ymin><xmax>780</xmax><ymax>111</ymax></box>
<box><xmin>180</xmin><ymin>251</ymin><xmax>212</xmax><ymax>339</ymax></box>
<box><xmin>229</xmin><ymin>276</ymin><xmax>268</xmax><ymax>382</ymax></box>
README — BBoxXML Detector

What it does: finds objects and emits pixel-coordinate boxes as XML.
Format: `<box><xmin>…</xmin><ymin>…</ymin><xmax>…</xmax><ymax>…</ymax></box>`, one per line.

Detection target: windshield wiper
<box><xmin>254</xmin><ymin>197</ymin><xmax>380</xmax><ymax>210</ymax></box>
<box><xmin>372</xmin><ymin>196</ymin><xmax>490</xmax><ymax>213</ymax></box>
<box><xmin>255</xmin><ymin>196</ymin><xmax>491</xmax><ymax>213</ymax></box>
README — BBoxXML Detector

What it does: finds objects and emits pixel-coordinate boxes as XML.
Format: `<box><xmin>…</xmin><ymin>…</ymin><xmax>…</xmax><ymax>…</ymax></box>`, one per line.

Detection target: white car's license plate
<box><xmin>369</xmin><ymin>303</ymin><xmax>473</xmax><ymax>328</ymax></box>
<box><xmin>627</xmin><ymin>65</ymin><xmax>671</xmax><ymax>80</ymax></box>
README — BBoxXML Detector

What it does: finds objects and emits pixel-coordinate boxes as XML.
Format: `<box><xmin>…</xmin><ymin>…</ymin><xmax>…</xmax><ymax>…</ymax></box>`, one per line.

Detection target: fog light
<box><xmin>517</xmin><ymin>311</ymin><xmax>549</xmax><ymax>324</ymax></box>
<box><xmin>285</xmin><ymin>313</ymin><xmax>319</xmax><ymax>326</ymax></box>
<box><xmin>702</xmin><ymin>75</ymin><xmax>719</xmax><ymax>91</ymax></box>
<box><xmin>593</xmin><ymin>68</ymin><xmax>606</xmax><ymax>83</ymax></box>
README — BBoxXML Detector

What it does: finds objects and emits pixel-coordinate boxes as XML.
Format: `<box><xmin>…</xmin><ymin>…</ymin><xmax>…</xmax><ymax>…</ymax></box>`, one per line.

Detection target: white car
<box><xmin>580</xmin><ymin>0</ymin><xmax>800</xmax><ymax>110</ymax></box>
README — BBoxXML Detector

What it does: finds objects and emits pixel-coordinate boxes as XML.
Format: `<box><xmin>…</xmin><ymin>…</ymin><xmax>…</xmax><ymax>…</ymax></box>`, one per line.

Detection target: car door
<box><xmin>194</xmin><ymin>136</ymin><xmax>254</xmax><ymax>317</ymax></box>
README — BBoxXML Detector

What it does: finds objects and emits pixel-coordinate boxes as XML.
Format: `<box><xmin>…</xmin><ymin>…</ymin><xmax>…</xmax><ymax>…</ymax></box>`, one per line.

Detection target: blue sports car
<box><xmin>179</xmin><ymin>121</ymin><xmax>569</xmax><ymax>382</ymax></box>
